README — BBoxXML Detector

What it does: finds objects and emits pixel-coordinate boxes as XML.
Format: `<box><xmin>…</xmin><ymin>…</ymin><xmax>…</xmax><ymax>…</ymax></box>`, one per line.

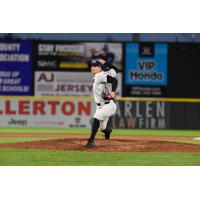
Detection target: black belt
<box><xmin>96</xmin><ymin>102</ymin><xmax>110</xmax><ymax>106</ymax></box>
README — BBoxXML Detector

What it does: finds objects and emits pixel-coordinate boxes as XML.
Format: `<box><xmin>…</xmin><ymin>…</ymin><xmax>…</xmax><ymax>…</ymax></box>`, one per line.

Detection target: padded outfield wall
<box><xmin>0</xmin><ymin>40</ymin><xmax>200</xmax><ymax>130</ymax></box>
<box><xmin>0</xmin><ymin>96</ymin><xmax>199</xmax><ymax>130</ymax></box>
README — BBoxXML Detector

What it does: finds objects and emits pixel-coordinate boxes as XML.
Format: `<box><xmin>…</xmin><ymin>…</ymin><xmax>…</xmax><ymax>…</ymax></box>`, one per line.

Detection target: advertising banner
<box><xmin>0</xmin><ymin>41</ymin><xmax>33</xmax><ymax>95</ymax></box>
<box><xmin>0</xmin><ymin>99</ymin><xmax>95</xmax><ymax>128</ymax></box>
<box><xmin>0</xmin><ymin>98</ymin><xmax>169</xmax><ymax>129</ymax></box>
<box><xmin>35</xmin><ymin>71</ymin><xmax>122</xmax><ymax>97</ymax></box>
<box><xmin>113</xmin><ymin>100</ymin><xmax>170</xmax><ymax>129</ymax></box>
<box><xmin>124</xmin><ymin>43</ymin><xmax>168</xmax><ymax>97</ymax></box>
<box><xmin>33</xmin><ymin>41</ymin><xmax>122</xmax><ymax>70</ymax></box>
<box><xmin>1</xmin><ymin>97</ymin><xmax>200</xmax><ymax>129</ymax></box>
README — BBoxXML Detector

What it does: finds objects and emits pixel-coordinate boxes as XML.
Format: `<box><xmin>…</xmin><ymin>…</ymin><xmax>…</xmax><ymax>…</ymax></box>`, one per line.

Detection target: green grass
<box><xmin>0</xmin><ymin>128</ymin><xmax>200</xmax><ymax>137</ymax></box>
<box><xmin>0</xmin><ymin>149</ymin><xmax>200</xmax><ymax>166</ymax></box>
<box><xmin>0</xmin><ymin>128</ymin><xmax>200</xmax><ymax>166</ymax></box>
<box><xmin>0</xmin><ymin>138</ymin><xmax>48</xmax><ymax>144</ymax></box>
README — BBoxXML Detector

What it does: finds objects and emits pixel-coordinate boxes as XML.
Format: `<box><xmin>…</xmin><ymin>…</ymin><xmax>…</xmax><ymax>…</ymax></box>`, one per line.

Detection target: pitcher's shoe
<box><xmin>102</xmin><ymin>128</ymin><xmax>112</xmax><ymax>140</ymax></box>
<box><xmin>85</xmin><ymin>139</ymin><xmax>95</xmax><ymax>148</ymax></box>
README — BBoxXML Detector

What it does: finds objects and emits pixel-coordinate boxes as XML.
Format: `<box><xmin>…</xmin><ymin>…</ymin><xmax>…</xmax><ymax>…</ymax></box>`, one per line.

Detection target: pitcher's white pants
<box><xmin>94</xmin><ymin>101</ymin><xmax>117</xmax><ymax>131</ymax></box>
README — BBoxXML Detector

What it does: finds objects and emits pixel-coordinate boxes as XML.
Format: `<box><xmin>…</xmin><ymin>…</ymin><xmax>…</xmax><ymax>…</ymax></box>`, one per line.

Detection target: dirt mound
<box><xmin>0</xmin><ymin>138</ymin><xmax>200</xmax><ymax>152</ymax></box>
<box><xmin>0</xmin><ymin>133</ymin><xmax>193</xmax><ymax>141</ymax></box>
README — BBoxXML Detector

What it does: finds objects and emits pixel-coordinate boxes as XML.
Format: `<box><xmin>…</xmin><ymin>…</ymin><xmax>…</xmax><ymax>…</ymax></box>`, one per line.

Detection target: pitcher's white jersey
<box><xmin>93</xmin><ymin>69</ymin><xmax>116</xmax><ymax>104</ymax></box>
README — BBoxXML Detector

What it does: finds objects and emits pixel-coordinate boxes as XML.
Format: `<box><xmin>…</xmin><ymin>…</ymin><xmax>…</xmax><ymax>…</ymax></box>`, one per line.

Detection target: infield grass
<box><xmin>0</xmin><ymin>149</ymin><xmax>200</xmax><ymax>166</ymax></box>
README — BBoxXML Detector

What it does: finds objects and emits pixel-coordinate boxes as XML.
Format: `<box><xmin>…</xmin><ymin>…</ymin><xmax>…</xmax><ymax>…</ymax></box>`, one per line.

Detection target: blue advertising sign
<box><xmin>125</xmin><ymin>43</ymin><xmax>168</xmax><ymax>86</ymax></box>
<box><xmin>0</xmin><ymin>41</ymin><xmax>32</xmax><ymax>95</ymax></box>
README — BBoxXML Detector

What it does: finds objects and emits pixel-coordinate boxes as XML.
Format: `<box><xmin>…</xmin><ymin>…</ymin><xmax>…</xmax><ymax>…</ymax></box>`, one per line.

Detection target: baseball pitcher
<box><xmin>85</xmin><ymin>59</ymin><xmax>119</xmax><ymax>147</ymax></box>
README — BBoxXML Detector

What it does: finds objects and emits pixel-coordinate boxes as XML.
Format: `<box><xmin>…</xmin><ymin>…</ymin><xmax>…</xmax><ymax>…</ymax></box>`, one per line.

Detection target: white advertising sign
<box><xmin>35</xmin><ymin>71</ymin><xmax>122</xmax><ymax>97</ymax></box>
<box><xmin>0</xmin><ymin>99</ymin><xmax>96</xmax><ymax>128</ymax></box>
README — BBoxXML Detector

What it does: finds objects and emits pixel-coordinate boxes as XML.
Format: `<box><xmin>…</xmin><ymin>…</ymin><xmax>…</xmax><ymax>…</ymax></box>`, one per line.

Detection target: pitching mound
<box><xmin>0</xmin><ymin>138</ymin><xmax>200</xmax><ymax>152</ymax></box>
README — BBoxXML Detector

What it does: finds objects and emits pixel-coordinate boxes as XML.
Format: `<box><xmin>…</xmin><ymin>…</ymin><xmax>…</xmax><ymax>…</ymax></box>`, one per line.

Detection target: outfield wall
<box><xmin>0</xmin><ymin>96</ymin><xmax>199</xmax><ymax>130</ymax></box>
<box><xmin>1</xmin><ymin>40</ymin><xmax>200</xmax><ymax>98</ymax></box>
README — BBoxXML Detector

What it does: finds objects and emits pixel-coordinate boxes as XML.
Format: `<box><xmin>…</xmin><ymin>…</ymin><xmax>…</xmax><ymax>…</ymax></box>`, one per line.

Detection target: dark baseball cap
<box><xmin>89</xmin><ymin>59</ymin><xmax>104</xmax><ymax>67</ymax></box>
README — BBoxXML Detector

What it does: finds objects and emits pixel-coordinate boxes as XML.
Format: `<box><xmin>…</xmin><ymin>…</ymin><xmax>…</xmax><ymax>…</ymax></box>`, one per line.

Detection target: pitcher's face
<box><xmin>91</xmin><ymin>66</ymin><xmax>102</xmax><ymax>74</ymax></box>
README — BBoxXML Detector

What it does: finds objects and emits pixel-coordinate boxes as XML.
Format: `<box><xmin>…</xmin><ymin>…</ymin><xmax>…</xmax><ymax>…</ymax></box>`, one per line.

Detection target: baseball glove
<box><xmin>101</xmin><ymin>92</ymin><xmax>114</xmax><ymax>101</ymax></box>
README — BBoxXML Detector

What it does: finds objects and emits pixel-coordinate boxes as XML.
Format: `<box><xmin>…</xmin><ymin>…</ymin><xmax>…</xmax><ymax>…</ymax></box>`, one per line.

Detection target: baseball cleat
<box><xmin>103</xmin><ymin>128</ymin><xmax>112</xmax><ymax>140</ymax></box>
<box><xmin>85</xmin><ymin>139</ymin><xmax>95</xmax><ymax>148</ymax></box>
